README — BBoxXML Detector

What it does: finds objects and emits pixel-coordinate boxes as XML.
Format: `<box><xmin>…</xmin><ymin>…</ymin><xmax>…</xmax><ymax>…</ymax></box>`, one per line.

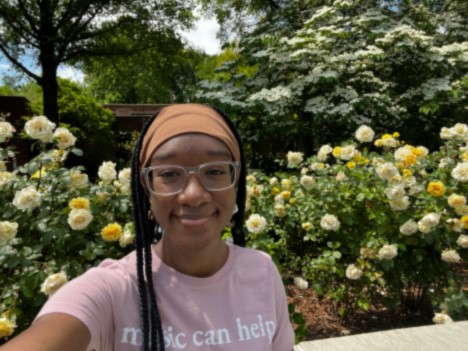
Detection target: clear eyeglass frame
<box><xmin>142</xmin><ymin>161</ymin><xmax>240</xmax><ymax>196</ymax></box>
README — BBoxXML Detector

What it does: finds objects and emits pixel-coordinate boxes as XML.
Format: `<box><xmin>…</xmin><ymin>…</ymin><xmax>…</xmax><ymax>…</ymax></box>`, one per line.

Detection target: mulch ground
<box><xmin>287</xmin><ymin>262</ymin><xmax>468</xmax><ymax>341</ymax></box>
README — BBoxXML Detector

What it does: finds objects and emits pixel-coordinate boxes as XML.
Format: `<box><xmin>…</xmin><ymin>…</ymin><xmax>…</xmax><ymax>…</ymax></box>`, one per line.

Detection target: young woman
<box><xmin>0</xmin><ymin>104</ymin><xmax>295</xmax><ymax>351</ymax></box>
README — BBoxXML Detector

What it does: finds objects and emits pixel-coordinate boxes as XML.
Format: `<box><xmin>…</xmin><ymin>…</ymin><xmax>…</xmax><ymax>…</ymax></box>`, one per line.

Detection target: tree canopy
<box><xmin>196</xmin><ymin>0</ymin><xmax>468</xmax><ymax>168</ymax></box>
<box><xmin>0</xmin><ymin>0</ymin><xmax>195</xmax><ymax>122</ymax></box>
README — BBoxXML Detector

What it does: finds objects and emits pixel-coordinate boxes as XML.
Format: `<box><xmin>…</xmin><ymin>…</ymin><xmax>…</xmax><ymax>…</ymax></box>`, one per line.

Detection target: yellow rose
<box><xmin>281</xmin><ymin>191</ymin><xmax>291</xmax><ymax>199</ymax></box>
<box><xmin>272</xmin><ymin>187</ymin><xmax>280</xmax><ymax>195</ymax></box>
<box><xmin>332</xmin><ymin>146</ymin><xmax>341</xmax><ymax>158</ymax></box>
<box><xmin>68</xmin><ymin>197</ymin><xmax>90</xmax><ymax>210</ymax></box>
<box><xmin>393</xmin><ymin>132</ymin><xmax>400</xmax><ymax>138</ymax></box>
<box><xmin>346</xmin><ymin>161</ymin><xmax>356</xmax><ymax>169</ymax></box>
<box><xmin>461</xmin><ymin>215</ymin><xmax>468</xmax><ymax>229</ymax></box>
<box><xmin>101</xmin><ymin>223</ymin><xmax>122</xmax><ymax>242</ymax></box>
<box><xmin>404</xmin><ymin>154</ymin><xmax>417</xmax><ymax>166</ymax></box>
<box><xmin>374</xmin><ymin>139</ymin><xmax>383</xmax><ymax>147</ymax></box>
<box><xmin>402</xmin><ymin>169</ymin><xmax>413</xmax><ymax>177</ymax></box>
<box><xmin>301</xmin><ymin>222</ymin><xmax>312</xmax><ymax>231</ymax></box>
<box><xmin>0</xmin><ymin>316</ymin><xmax>16</xmax><ymax>338</ymax></box>
<box><xmin>427</xmin><ymin>181</ymin><xmax>445</xmax><ymax>197</ymax></box>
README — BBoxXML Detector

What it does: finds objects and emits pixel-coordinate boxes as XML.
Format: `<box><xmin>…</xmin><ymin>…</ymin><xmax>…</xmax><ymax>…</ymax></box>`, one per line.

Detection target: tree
<box><xmin>197</xmin><ymin>0</ymin><xmax>468</xmax><ymax>167</ymax></box>
<box><xmin>0</xmin><ymin>0</ymin><xmax>195</xmax><ymax>123</ymax></box>
<box><xmin>81</xmin><ymin>44</ymin><xmax>206</xmax><ymax>104</ymax></box>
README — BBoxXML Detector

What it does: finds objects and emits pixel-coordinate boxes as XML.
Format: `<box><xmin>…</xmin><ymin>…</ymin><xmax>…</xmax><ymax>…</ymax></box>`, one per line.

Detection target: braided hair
<box><xmin>130</xmin><ymin>106</ymin><xmax>247</xmax><ymax>350</ymax></box>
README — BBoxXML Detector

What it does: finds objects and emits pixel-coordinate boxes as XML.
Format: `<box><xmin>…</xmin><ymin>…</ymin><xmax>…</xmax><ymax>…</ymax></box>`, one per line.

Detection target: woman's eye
<box><xmin>157</xmin><ymin>169</ymin><xmax>181</xmax><ymax>178</ymax></box>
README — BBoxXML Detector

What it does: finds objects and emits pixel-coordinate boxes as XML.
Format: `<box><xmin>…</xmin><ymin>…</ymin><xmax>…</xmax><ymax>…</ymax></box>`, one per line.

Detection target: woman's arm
<box><xmin>0</xmin><ymin>313</ymin><xmax>90</xmax><ymax>351</ymax></box>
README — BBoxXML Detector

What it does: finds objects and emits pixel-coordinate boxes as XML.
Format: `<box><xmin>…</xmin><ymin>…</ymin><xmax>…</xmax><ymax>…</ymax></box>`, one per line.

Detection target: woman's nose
<box><xmin>177</xmin><ymin>174</ymin><xmax>211</xmax><ymax>206</ymax></box>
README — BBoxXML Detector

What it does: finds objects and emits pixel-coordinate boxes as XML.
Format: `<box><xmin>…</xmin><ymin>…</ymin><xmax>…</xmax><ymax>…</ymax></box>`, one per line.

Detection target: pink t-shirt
<box><xmin>36</xmin><ymin>244</ymin><xmax>295</xmax><ymax>351</ymax></box>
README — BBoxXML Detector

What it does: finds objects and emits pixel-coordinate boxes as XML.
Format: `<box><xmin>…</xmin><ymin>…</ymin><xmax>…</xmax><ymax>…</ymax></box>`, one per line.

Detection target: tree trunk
<box><xmin>40</xmin><ymin>62</ymin><xmax>59</xmax><ymax>124</ymax></box>
<box><xmin>38</xmin><ymin>0</ymin><xmax>60</xmax><ymax>124</ymax></box>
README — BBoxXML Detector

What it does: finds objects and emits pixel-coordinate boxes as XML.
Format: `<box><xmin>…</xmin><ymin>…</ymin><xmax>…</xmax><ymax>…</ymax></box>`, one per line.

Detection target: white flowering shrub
<box><xmin>244</xmin><ymin>123</ymin><xmax>467</xmax><ymax>319</ymax></box>
<box><xmin>0</xmin><ymin>115</ymin><xmax>134</xmax><ymax>340</ymax></box>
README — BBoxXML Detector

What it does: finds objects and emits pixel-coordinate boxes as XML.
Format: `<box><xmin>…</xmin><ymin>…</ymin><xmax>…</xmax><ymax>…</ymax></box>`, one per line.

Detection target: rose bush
<box><xmin>244</xmin><ymin>122</ymin><xmax>467</xmax><ymax>321</ymax></box>
<box><xmin>0</xmin><ymin>115</ymin><xmax>134</xmax><ymax>341</ymax></box>
<box><xmin>1</xmin><ymin>113</ymin><xmax>467</xmax><ymax>342</ymax></box>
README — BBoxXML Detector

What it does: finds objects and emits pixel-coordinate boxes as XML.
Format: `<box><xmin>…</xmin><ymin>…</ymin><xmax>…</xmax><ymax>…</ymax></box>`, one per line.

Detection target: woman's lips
<box><xmin>175</xmin><ymin>212</ymin><xmax>216</xmax><ymax>226</ymax></box>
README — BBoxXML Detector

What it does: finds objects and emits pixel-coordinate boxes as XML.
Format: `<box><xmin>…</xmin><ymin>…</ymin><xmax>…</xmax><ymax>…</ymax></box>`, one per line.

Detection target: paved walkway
<box><xmin>294</xmin><ymin>320</ymin><xmax>468</xmax><ymax>351</ymax></box>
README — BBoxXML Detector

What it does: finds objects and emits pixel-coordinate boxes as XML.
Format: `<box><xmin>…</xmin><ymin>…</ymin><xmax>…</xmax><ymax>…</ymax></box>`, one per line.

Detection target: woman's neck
<box><xmin>153</xmin><ymin>239</ymin><xmax>229</xmax><ymax>277</ymax></box>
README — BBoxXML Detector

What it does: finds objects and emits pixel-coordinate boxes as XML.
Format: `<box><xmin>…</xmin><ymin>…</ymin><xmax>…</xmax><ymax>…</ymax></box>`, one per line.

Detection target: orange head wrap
<box><xmin>139</xmin><ymin>104</ymin><xmax>241</xmax><ymax>172</ymax></box>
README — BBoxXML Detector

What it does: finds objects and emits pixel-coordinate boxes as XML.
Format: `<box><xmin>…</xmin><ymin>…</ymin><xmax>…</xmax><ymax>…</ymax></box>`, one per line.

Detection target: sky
<box><xmin>0</xmin><ymin>17</ymin><xmax>221</xmax><ymax>84</ymax></box>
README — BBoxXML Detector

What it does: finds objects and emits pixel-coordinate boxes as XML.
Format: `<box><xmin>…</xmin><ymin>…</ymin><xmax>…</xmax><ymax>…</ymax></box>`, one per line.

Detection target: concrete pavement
<box><xmin>294</xmin><ymin>320</ymin><xmax>468</xmax><ymax>351</ymax></box>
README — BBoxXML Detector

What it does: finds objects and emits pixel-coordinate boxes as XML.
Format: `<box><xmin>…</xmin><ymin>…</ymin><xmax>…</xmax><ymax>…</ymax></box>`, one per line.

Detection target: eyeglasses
<box><xmin>142</xmin><ymin>161</ymin><xmax>240</xmax><ymax>195</ymax></box>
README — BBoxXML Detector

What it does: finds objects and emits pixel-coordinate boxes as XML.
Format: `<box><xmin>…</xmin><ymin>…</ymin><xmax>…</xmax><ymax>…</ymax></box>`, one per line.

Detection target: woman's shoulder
<box><xmin>229</xmin><ymin>244</ymin><xmax>276</xmax><ymax>272</ymax></box>
<box><xmin>76</xmin><ymin>250</ymin><xmax>138</xmax><ymax>288</ymax></box>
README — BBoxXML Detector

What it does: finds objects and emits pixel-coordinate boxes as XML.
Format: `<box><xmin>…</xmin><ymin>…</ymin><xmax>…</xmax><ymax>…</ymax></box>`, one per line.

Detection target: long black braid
<box><xmin>130</xmin><ymin>106</ymin><xmax>247</xmax><ymax>350</ymax></box>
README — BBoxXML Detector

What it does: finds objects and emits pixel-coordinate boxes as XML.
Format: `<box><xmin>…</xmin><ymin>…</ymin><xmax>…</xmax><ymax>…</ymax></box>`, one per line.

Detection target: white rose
<box><xmin>300</xmin><ymin>175</ymin><xmax>315</xmax><ymax>189</ymax></box>
<box><xmin>355</xmin><ymin>125</ymin><xmax>375</xmax><ymax>143</ymax></box>
<box><xmin>336</xmin><ymin>171</ymin><xmax>347</xmax><ymax>182</ymax></box>
<box><xmin>53</xmin><ymin>127</ymin><xmax>77</xmax><ymax>149</ymax></box>
<box><xmin>441</xmin><ymin>249</ymin><xmax>461</xmax><ymax>263</ymax></box>
<box><xmin>310</xmin><ymin>162</ymin><xmax>325</xmax><ymax>171</ymax></box>
<box><xmin>294</xmin><ymin>277</ymin><xmax>308</xmax><ymax>290</ymax></box>
<box><xmin>438</xmin><ymin>157</ymin><xmax>453</xmax><ymax>169</ymax></box>
<box><xmin>447</xmin><ymin>219</ymin><xmax>464</xmax><ymax>233</ymax></box>
<box><xmin>320</xmin><ymin>214</ymin><xmax>340</xmax><ymax>231</ymax></box>
<box><xmin>317</xmin><ymin>144</ymin><xmax>333</xmax><ymax>161</ymax></box>
<box><xmin>384</xmin><ymin>184</ymin><xmax>406</xmax><ymax>200</ymax></box>
<box><xmin>98</xmin><ymin>161</ymin><xmax>117</xmax><ymax>181</ymax></box>
<box><xmin>118</xmin><ymin>168</ymin><xmax>131</xmax><ymax>184</ymax></box>
<box><xmin>440</xmin><ymin>127</ymin><xmax>453</xmax><ymax>140</ymax></box>
<box><xmin>40</xmin><ymin>272</ymin><xmax>68</xmax><ymax>296</ymax></box>
<box><xmin>345</xmin><ymin>264</ymin><xmax>363</xmax><ymax>280</ymax></box>
<box><xmin>376</xmin><ymin>162</ymin><xmax>400</xmax><ymax>182</ymax></box>
<box><xmin>402</xmin><ymin>175</ymin><xmax>416</xmax><ymax>187</ymax></box>
<box><xmin>24</xmin><ymin>116</ymin><xmax>56</xmax><ymax>142</ymax></box>
<box><xmin>447</xmin><ymin>194</ymin><xmax>466</xmax><ymax>208</ymax></box>
<box><xmin>246</xmin><ymin>214</ymin><xmax>267</xmax><ymax>234</ymax></box>
<box><xmin>418</xmin><ymin>213</ymin><xmax>440</xmax><ymax>233</ymax></box>
<box><xmin>452</xmin><ymin>123</ymin><xmax>468</xmax><ymax>140</ymax></box>
<box><xmin>70</xmin><ymin>170</ymin><xmax>89</xmax><ymax>189</ymax></box>
<box><xmin>455</xmin><ymin>205</ymin><xmax>468</xmax><ymax>216</ymax></box>
<box><xmin>399</xmin><ymin>219</ymin><xmax>418</xmax><ymax>236</ymax></box>
<box><xmin>0</xmin><ymin>221</ymin><xmax>18</xmax><ymax>243</ymax></box>
<box><xmin>12</xmin><ymin>186</ymin><xmax>42</xmax><ymax>211</ymax></box>
<box><xmin>382</xmin><ymin>136</ymin><xmax>397</xmax><ymax>148</ymax></box>
<box><xmin>389</xmin><ymin>196</ymin><xmax>410</xmax><ymax>211</ymax></box>
<box><xmin>67</xmin><ymin>209</ymin><xmax>93</xmax><ymax>230</ymax></box>
<box><xmin>456</xmin><ymin>234</ymin><xmax>468</xmax><ymax>249</ymax></box>
<box><xmin>408</xmin><ymin>185</ymin><xmax>424</xmax><ymax>196</ymax></box>
<box><xmin>393</xmin><ymin>146</ymin><xmax>412</xmax><ymax>162</ymax></box>
<box><xmin>269</xmin><ymin>177</ymin><xmax>278</xmax><ymax>186</ymax></box>
<box><xmin>451</xmin><ymin>162</ymin><xmax>468</xmax><ymax>182</ymax></box>
<box><xmin>287</xmin><ymin>151</ymin><xmax>303</xmax><ymax>165</ymax></box>
<box><xmin>378</xmin><ymin>244</ymin><xmax>398</xmax><ymax>260</ymax></box>
<box><xmin>119</xmin><ymin>223</ymin><xmax>135</xmax><ymax>248</ymax></box>
<box><xmin>0</xmin><ymin>171</ymin><xmax>14</xmax><ymax>188</ymax></box>
<box><xmin>339</xmin><ymin>145</ymin><xmax>356</xmax><ymax>161</ymax></box>
<box><xmin>433</xmin><ymin>313</ymin><xmax>453</xmax><ymax>324</ymax></box>
<box><xmin>0</xmin><ymin>121</ymin><xmax>15</xmax><ymax>142</ymax></box>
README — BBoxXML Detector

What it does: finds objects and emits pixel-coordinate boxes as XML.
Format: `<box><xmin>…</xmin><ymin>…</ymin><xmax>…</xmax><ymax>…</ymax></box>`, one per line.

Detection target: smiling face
<box><xmin>148</xmin><ymin>133</ymin><xmax>238</xmax><ymax>251</ymax></box>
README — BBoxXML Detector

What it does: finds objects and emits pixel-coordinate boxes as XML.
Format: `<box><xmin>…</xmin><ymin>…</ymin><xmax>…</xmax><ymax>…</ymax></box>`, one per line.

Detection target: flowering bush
<box><xmin>0</xmin><ymin>115</ymin><xmax>134</xmax><ymax>340</ymax></box>
<box><xmin>244</xmin><ymin>123</ymin><xmax>467</xmax><ymax>319</ymax></box>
